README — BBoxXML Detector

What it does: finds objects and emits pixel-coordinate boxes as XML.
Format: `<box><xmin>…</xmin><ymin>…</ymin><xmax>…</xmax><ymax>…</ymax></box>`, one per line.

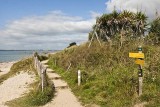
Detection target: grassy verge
<box><xmin>48</xmin><ymin>40</ymin><xmax>160</xmax><ymax>107</ymax></box>
<box><xmin>0</xmin><ymin>57</ymin><xmax>54</xmax><ymax>107</ymax></box>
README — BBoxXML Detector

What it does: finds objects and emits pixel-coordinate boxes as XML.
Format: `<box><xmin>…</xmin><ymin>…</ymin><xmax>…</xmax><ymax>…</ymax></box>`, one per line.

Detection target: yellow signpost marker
<box><xmin>129</xmin><ymin>53</ymin><xmax>144</xmax><ymax>58</ymax></box>
<box><xmin>135</xmin><ymin>59</ymin><xmax>145</xmax><ymax>66</ymax></box>
<box><xmin>129</xmin><ymin>46</ymin><xmax>144</xmax><ymax>96</ymax></box>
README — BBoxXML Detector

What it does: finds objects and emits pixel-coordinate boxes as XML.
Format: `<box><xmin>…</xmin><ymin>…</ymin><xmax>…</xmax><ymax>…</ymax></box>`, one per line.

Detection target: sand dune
<box><xmin>0</xmin><ymin>62</ymin><xmax>35</xmax><ymax>107</ymax></box>
<box><xmin>0</xmin><ymin>62</ymin><xmax>15</xmax><ymax>76</ymax></box>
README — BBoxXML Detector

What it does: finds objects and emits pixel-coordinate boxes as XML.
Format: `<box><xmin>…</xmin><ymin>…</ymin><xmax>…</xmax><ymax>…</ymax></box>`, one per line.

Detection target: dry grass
<box><xmin>0</xmin><ymin>58</ymin><xmax>35</xmax><ymax>84</ymax></box>
<box><xmin>48</xmin><ymin>40</ymin><xmax>160</xmax><ymax>107</ymax></box>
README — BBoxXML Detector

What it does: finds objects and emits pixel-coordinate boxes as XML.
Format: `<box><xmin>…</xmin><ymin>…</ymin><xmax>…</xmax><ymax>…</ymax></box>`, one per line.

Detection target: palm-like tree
<box><xmin>134</xmin><ymin>12</ymin><xmax>148</xmax><ymax>37</ymax></box>
<box><xmin>88</xmin><ymin>10</ymin><xmax>148</xmax><ymax>43</ymax></box>
<box><xmin>150</xmin><ymin>17</ymin><xmax>160</xmax><ymax>36</ymax></box>
<box><xmin>94</xmin><ymin>10</ymin><xmax>134</xmax><ymax>41</ymax></box>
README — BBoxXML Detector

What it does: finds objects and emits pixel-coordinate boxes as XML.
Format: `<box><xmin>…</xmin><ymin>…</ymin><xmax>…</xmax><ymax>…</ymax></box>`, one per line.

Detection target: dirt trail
<box><xmin>134</xmin><ymin>102</ymin><xmax>147</xmax><ymax>107</ymax></box>
<box><xmin>41</xmin><ymin>60</ymin><xmax>83</xmax><ymax>107</ymax></box>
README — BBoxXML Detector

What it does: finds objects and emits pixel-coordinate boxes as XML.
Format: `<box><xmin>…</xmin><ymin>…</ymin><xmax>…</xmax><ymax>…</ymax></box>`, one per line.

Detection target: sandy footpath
<box><xmin>43</xmin><ymin>88</ymin><xmax>83</xmax><ymax>107</ymax></box>
<box><xmin>0</xmin><ymin>62</ymin><xmax>35</xmax><ymax>107</ymax></box>
<box><xmin>41</xmin><ymin>60</ymin><xmax>83</xmax><ymax>107</ymax></box>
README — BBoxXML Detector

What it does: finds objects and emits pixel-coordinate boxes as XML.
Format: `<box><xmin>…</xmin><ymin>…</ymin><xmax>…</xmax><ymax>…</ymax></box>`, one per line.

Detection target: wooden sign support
<box><xmin>129</xmin><ymin>46</ymin><xmax>144</xmax><ymax>96</ymax></box>
<box><xmin>138</xmin><ymin>46</ymin><xmax>143</xmax><ymax>96</ymax></box>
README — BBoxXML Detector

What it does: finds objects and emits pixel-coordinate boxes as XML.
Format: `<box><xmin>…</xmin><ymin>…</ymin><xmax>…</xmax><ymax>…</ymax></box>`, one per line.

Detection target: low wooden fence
<box><xmin>34</xmin><ymin>56</ymin><xmax>47</xmax><ymax>92</ymax></box>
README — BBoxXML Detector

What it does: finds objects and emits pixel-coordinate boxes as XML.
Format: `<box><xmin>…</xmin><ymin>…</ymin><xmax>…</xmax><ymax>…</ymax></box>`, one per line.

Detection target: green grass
<box><xmin>48</xmin><ymin>40</ymin><xmax>160</xmax><ymax>107</ymax></box>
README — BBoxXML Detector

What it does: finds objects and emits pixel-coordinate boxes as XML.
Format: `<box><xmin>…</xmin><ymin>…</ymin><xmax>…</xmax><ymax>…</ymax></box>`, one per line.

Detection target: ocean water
<box><xmin>0</xmin><ymin>50</ymin><xmax>55</xmax><ymax>62</ymax></box>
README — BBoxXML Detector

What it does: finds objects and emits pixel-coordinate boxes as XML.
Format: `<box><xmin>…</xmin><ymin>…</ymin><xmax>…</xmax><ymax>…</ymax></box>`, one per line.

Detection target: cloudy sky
<box><xmin>0</xmin><ymin>0</ymin><xmax>160</xmax><ymax>50</ymax></box>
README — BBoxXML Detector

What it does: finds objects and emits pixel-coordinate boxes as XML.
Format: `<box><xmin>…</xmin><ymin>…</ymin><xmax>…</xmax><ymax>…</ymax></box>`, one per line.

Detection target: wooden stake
<box><xmin>94</xmin><ymin>31</ymin><xmax>101</xmax><ymax>46</ymax></box>
<box><xmin>78</xmin><ymin>70</ymin><xmax>81</xmax><ymax>86</ymax></box>
<box><xmin>138</xmin><ymin>67</ymin><xmax>143</xmax><ymax>96</ymax></box>
<box><xmin>41</xmin><ymin>68</ymin><xmax>44</xmax><ymax>92</ymax></box>
<box><xmin>66</xmin><ymin>63</ymin><xmax>71</xmax><ymax>72</ymax></box>
<box><xmin>88</xmin><ymin>28</ymin><xmax>101</xmax><ymax>48</ymax></box>
<box><xmin>88</xmin><ymin>32</ymin><xmax>94</xmax><ymax>48</ymax></box>
<box><xmin>138</xmin><ymin>46</ymin><xmax>143</xmax><ymax>96</ymax></box>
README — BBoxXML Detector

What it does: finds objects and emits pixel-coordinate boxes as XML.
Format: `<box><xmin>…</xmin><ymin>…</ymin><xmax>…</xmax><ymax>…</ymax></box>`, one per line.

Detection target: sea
<box><xmin>0</xmin><ymin>50</ymin><xmax>56</xmax><ymax>62</ymax></box>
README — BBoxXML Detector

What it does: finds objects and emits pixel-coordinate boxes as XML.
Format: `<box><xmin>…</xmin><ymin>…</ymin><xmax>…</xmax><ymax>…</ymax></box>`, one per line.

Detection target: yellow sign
<box><xmin>135</xmin><ymin>59</ymin><xmax>145</xmax><ymax>65</ymax></box>
<box><xmin>129</xmin><ymin>53</ymin><xmax>144</xmax><ymax>58</ymax></box>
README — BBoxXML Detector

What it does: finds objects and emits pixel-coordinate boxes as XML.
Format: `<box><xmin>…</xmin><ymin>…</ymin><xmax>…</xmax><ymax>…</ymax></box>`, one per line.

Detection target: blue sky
<box><xmin>0</xmin><ymin>0</ymin><xmax>159</xmax><ymax>50</ymax></box>
<box><xmin>0</xmin><ymin>0</ymin><xmax>107</xmax><ymax>28</ymax></box>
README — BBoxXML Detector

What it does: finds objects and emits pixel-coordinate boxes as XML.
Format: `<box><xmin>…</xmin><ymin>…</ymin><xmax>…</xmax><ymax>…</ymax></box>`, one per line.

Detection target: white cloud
<box><xmin>90</xmin><ymin>11</ymin><xmax>102</xmax><ymax>18</ymax></box>
<box><xmin>106</xmin><ymin>0</ymin><xmax>160</xmax><ymax>19</ymax></box>
<box><xmin>0</xmin><ymin>11</ymin><xmax>96</xmax><ymax>50</ymax></box>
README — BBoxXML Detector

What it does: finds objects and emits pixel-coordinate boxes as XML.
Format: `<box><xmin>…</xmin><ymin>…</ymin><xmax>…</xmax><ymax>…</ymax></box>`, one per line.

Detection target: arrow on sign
<box><xmin>135</xmin><ymin>59</ymin><xmax>145</xmax><ymax>65</ymax></box>
<box><xmin>129</xmin><ymin>53</ymin><xmax>144</xmax><ymax>58</ymax></box>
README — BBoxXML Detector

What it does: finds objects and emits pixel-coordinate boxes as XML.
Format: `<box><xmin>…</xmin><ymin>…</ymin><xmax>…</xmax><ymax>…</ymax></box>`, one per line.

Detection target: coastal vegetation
<box><xmin>1</xmin><ymin>10</ymin><xmax>160</xmax><ymax>107</ymax></box>
<box><xmin>0</xmin><ymin>58</ymin><xmax>34</xmax><ymax>84</ymax></box>
<box><xmin>48</xmin><ymin>40</ymin><xmax>160</xmax><ymax>107</ymax></box>
<box><xmin>89</xmin><ymin>10</ymin><xmax>148</xmax><ymax>42</ymax></box>
<box><xmin>47</xmin><ymin>10</ymin><xmax>160</xmax><ymax>107</ymax></box>
<box><xmin>0</xmin><ymin>57</ymin><xmax>54</xmax><ymax>107</ymax></box>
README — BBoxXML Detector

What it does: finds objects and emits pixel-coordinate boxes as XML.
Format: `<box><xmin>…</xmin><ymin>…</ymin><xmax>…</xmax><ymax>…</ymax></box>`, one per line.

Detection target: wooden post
<box><xmin>41</xmin><ymin>68</ymin><xmax>44</xmax><ymax>92</ymax></box>
<box><xmin>88</xmin><ymin>32</ymin><xmax>94</xmax><ymax>48</ymax></box>
<box><xmin>39</xmin><ymin>61</ymin><xmax>41</xmax><ymax>76</ymax></box>
<box><xmin>138</xmin><ymin>46</ymin><xmax>143</xmax><ymax>96</ymax></box>
<box><xmin>44</xmin><ymin>68</ymin><xmax>47</xmax><ymax>86</ymax></box>
<box><xmin>34</xmin><ymin>57</ymin><xmax>36</xmax><ymax>69</ymax></box>
<box><xmin>66</xmin><ymin>63</ymin><xmax>71</xmax><ymax>72</ymax></box>
<box><xmin>35</xmin><ymin>57</ymin><xmax>37</xmax><ymax>68</ymax></box>
<box><xmin>41</xmin><ymin>67</ymin><xmax>47</xmax><ymax>92</ymax></box>
<box><xmin>33</xmin><ymin>53</ymin><xmax>48</xmax><ymax>92</ymax></box>
<box><xmin>33</xmin><ymin>53</ymin><xmax>47</xmax><ymax>92</ymax></box>
<box><xmin>78</xmin><ymin>70</ymin><xmax>81</xmax><ymax>86</ymax></box>
<box><xmin>94</xmin><ymin>31</ymin><xmax>101</xmax><ymax>46</ymax></box>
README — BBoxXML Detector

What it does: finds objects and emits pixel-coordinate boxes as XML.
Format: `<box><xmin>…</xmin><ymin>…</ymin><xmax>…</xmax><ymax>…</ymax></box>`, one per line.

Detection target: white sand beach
<box><xmin>0</xmin><ymin>62</ymin><xmax>15</xmax><ymax>76</ymax></box>
<box><xmin>0</xmin><ymin>61</ymin><xmax>35</xmax><ymax>107</ymax></box>
<box><xmin>0</xmin><ymin>72</ymin><xmax>35</xmax><ymax>107</ymax></box>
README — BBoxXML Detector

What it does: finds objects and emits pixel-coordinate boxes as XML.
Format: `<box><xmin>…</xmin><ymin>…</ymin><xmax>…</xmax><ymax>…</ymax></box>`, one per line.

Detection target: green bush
<box><xmin>26</xmin><ymin>86</ymin><xmax>54</xmax><ymax>106</ymax></box>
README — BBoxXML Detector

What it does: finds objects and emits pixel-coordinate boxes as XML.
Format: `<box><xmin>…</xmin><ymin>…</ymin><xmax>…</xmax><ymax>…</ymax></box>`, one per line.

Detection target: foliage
<box><xmin>89</xmin><ymin>10</ymin><xmax>148</xmax><ymax>42</ymax></box>
<box><xmin>67</xmin><ymin>42</ymin><xmax>77</xmax><ymax>48</ymax></box>
<box><xmin>34</xmin><ymin>52</ymin><xmax>48</xmax><ymax>61</ymax></box>
<box><xmin>26</xmin><ymin>86</ymin><xmax>54</xmax><ymax>106</ymax></box>
<box><xmin>150</xmin><ymin>17</ymin><xmax>160</xmax><ymax>37</ymax></box>
<box><xmin>48</xmin><ymin>40</ymin><xmax>160</xmax><ymax>107</ymax></box>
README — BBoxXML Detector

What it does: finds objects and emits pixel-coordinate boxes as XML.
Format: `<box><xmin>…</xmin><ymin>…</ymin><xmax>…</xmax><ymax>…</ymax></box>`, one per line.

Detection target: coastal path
<box><xmin>41</xmin><ymin>60</ymin><xmax>83</xmax><ymax>107</ymax></box>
